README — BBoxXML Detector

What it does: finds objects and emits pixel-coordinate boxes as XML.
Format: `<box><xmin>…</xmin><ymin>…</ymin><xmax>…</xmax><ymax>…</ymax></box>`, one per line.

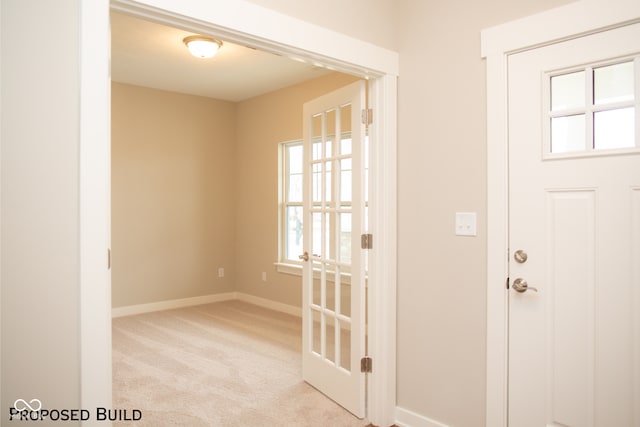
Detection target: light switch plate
<box><xmin>455</xmin><ymin>212</ymin><xmax>477</xmax><ymax>236</ymax></box>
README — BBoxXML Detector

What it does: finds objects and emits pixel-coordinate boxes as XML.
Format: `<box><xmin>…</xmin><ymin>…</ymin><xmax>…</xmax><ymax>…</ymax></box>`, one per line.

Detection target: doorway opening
<box><xmin>110</xmin><ymin>9</ymin><xmax>367</xmax><ymax>420</ymax></box>
<box><xmin>79</xmin><ymin>1</ymin><xmax>399</xmax><ymax>425</ymax></box>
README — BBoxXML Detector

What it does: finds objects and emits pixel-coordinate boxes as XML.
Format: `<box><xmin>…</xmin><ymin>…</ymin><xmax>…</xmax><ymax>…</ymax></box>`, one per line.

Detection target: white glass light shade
<box><xmin>183</xmin><ymin>36</ymin><xmax>222</xmax><ymax>59</ymax></box>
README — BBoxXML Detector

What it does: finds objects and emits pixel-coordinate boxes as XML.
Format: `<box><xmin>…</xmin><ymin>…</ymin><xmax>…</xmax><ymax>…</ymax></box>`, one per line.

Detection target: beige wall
<box><xmin>112</xmin><ymin>74</ymin><xmax>358</xmax><ymax>309</ymax></box>
<box><xmin>395</xmin><ymin>1</ymin><xmax>572</xmax><ymax>425</ymax></box>
<box><xmin>111</xmin><ymin>83</ymin><xmax>236</xmax><ymax>307</ymax></box>
<box><xmin>245</xmin><ymin>0</ymin><xmax>399</xmax><ymax>51</ymax></box>
<box><xmin>234</xmin><ymin>73</ymin><xmax>360</xmax><ymax>307</ymax></box>
<box><xmin>1</xmin><ymin>0</ymin><xmax>82</xmax><ymax>420</ymax></box>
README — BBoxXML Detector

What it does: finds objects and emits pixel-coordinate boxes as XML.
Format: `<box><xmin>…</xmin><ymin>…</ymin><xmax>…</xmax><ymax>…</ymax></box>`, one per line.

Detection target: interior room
<box><xmin>110</xmin><ymin>10</ymin><xmax>365</xmax><ymax>424</ymax></box>
<box><xmin>110</xmin><ymin>12</ymin><xmax>361</xmax><ymax>311</ymax></box>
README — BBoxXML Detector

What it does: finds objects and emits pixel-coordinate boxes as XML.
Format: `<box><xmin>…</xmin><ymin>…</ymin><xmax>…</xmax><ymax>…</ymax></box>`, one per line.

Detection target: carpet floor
<box><xmin>112</xmin><ymin>300</ymin><xmax>369</xmax><ymax>426</ymax></box>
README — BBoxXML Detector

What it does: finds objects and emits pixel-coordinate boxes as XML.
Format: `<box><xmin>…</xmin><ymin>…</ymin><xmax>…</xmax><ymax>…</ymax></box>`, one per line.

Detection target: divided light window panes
<box><xmin>548</xmin><ymin>57</ymin><xmax>639</xmax><ymax>155</ymax></box>
<box><xmin>281</xmin><ymin>141</ymin><xmax>303</xmax><ymax>263</ymax></box>
<box><xmin>279</xmin><ymin>132</ymin><xmax>366</xmax><ymax>268</ymax></box>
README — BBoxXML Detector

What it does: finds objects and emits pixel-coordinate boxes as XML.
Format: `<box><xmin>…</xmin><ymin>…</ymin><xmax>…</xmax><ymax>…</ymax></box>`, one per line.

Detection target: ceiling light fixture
<box><xmin>183</xmin><ymin>36</ymin><xmax>223</xmax><ymax>59</ymax></box>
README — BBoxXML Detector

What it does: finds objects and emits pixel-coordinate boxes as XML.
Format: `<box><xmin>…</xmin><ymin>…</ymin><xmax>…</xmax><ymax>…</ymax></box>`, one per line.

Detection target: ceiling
<box><xmin>111</xmin><ymin>12</ymin><xmax>335</xmax><ymax>102</ymax></box>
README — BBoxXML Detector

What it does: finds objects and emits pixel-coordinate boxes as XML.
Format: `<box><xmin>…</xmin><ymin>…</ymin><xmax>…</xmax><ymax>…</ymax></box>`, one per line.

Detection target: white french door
<box><xmin>301</xmin><ymin>81</ymin><xmax>367</xmax><ymax>418</ymax></box>
<box><xmin>508</xmin><ymin>23</ymin><xmax>640</xmax><ymax>426</ymax></box>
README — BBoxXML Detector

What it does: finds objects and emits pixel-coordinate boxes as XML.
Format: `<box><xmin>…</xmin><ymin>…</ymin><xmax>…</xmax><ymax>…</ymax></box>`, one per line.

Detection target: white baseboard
<box><xmin>235</xmin><ymin>292</ymin><xmax>301</xmax><ymax>317</ymax></box>
<box><xmin>111</xmin><ymin>292</ymin><xmax>302</xmax><ymax>318</ymax></box>
<box><xmin>395</xmin><ymin>406</ymin><xmax>449</xmax><ymax>427</ymax></box>
<box><xmin>111</xmin><ymin>292</ymin><xmax>237</xmax><ymax>318</ymax></box>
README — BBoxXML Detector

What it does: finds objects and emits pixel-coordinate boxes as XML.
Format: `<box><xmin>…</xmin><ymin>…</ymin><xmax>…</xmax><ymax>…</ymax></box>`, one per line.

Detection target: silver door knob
<box><xmin>514</xmin><ymin>250</ymin><xmax>528</xmax><ymax>263</ymax></box>
<box><xmin>298</xmin><ymin>252</ymin><xmax>309</xmax><ymax>262</ymax></box>
<box><xmin>512</xmin><ymin>278</ymin><xmax>538</xmax><ymax>293</ymax></box>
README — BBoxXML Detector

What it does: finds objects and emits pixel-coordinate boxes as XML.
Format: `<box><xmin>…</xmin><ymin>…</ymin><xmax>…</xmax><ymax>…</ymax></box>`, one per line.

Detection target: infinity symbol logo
<box><xmin>13</xmin><ymin>398</ymin><xmax>42</xmax><ymax>412</ymax></box>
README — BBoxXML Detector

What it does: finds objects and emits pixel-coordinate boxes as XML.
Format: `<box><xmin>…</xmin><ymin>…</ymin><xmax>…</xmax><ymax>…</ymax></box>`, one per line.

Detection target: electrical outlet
<box><xmin>218</xmin><ymin>268</ymin><xmax>224</xmax><ymax>278</ymax></box>
<box><xmin>261</xmin><ymin>272</ymin><xmax>267</xmax><ymax>282</ymax></box>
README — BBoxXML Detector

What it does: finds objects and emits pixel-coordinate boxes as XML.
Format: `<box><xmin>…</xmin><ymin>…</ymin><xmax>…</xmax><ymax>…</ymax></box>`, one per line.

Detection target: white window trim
<box><xmin>278</xmin><ymin>139</ymin><xmax>304</xmax><ymax>267</ymax></box>
<box><xmin>481</xmin><ymin>2</ymin><xmax>640</xmax><ymax>426</ymax></box>
<box><xmin>275</xmin><ymin>261</ymin><xmax>354</xmax><ymax>285</ymax></box>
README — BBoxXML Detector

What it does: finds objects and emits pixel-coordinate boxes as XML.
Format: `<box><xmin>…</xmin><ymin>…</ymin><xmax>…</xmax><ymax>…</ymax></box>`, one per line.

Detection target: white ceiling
<box><xmin>111</xmin><ymin>12</ymin><xmax>335</xmax><ymax>102</ymax></box>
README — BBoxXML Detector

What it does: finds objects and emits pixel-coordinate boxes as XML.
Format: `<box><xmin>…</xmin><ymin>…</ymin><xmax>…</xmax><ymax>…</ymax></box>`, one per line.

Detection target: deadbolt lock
<box><xmin>514</xmin><ymin>249</ymin><xmax>528</xmax><ymax>264</ymax></box>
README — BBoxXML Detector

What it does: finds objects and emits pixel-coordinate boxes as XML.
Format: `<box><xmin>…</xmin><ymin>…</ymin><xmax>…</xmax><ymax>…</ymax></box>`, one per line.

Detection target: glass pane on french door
<box><xmin>302</xmin><ymin>80</ymin><xmax>365</xmax><ymax>418</ymax></box>
<box><xmin>308</xmin><ymin>103</ymin><xmax>354</xmax><ymax>372</ymax></box>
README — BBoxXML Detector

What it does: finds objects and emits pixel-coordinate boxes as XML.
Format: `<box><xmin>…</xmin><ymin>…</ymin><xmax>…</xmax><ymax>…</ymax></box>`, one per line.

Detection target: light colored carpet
<box><xmin>112</xmin><ymin>300</ymin><xmax>369</xmax><ymax>426</ymax></box>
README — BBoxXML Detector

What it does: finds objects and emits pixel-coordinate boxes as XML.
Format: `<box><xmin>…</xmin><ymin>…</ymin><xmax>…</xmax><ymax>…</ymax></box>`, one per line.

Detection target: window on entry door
<box><xmin>545</xmin><ymin>56</ymin><xmax>638</xmax><ymax>156</ymax></box>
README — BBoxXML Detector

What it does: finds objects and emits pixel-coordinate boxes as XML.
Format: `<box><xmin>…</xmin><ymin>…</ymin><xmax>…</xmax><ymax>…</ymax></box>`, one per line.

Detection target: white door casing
<box><xmin>76</xmin><ymin>1</ymin><xmax>398</xmax><ymax>426</ymax></box>
<box><xmin>302</xmin><ymin>81</ymin><xmax>367</xmax><ymax>418</ymax></box>
<box><xmin>482</xmin><ymin>2</ymin><xmax>640</xmax><ymax>426</ymax></box>
<box><xmin>508</xmin><ymin>23</ymin><xmax>640</xmax><ymax>426</ymax></box>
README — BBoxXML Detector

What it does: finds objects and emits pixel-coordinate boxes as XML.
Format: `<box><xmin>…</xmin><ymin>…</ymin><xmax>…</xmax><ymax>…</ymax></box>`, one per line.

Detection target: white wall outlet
<box><xmin>261</xmin><ymin>272</ymin><xmax>267</xmax><ymax>282</ymax></box>
<box><xmin>218</xmin><ymin>267</ymin><xmax>224</xmax><ymax>278</ymax></box>
<box><xmin>455</xmin><ymin>212</ymin><xmax>477</xmax><ymax>236</ymax></box>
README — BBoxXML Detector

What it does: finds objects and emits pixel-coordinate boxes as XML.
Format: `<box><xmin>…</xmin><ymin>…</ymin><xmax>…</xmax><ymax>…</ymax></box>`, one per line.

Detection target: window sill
<box><xmin>274</xmin><ymin>261</ymin><xmax>352</xmax><ymax>285</ymax></box>
<box><xmin>274</xmin><ymin>262</ymin><xmax>303</xmax><ymax>276</ymax></box>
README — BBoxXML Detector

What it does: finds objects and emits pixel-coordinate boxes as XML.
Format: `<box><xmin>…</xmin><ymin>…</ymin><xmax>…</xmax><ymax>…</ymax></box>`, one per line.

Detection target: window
<box><xmin>278</xmin><ymin>133</ymin><xmax>368</xmax><ymax>273</ymax></box>
<box><xmin>280</xmin><ymin>141</ymin><xmax>304</xmax><ymax>264</ymax></box>
<box><xmin>545</xmin><ymin>57</ymin><xmax>639</xmax><ymax>156</ymax></box>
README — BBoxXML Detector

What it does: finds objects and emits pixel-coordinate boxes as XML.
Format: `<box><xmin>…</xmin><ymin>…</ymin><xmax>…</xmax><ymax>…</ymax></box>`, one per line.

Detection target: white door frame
<box><xmin>81</xmin><ymin>1</ymin><xmax>398</xmax><ymax>425</ymax></box>
<box><xmin>481</xmin><ymin>1</ymin><xmax>640</xmax><ymax>426</ymax></box>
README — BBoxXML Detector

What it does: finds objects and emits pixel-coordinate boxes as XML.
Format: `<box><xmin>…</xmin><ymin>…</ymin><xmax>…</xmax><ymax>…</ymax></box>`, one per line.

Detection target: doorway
<box><xmin>80</xmin><ymin>1</ymin><xmax>398</xmax><ymax>426</ymax></box>
<box><xmin>111</xmin><ymin>14</ymin><xmax>366</xmax><ymax>417</ymax></box>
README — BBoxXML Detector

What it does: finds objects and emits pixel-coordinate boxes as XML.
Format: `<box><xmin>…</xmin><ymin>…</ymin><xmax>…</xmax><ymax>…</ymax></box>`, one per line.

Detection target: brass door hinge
<box><xmin>361</xmin><ymin>108</ymin><xmax>373</xmax><ymax>126</ymax></box>
<box><xmin>360</xmin><ymin>356</ymin><xmax>372</xmax><ymax>373</ymax></box>
<box><xmin>361</xmin><ymin>233</ymin><xmax>373</xmax><ymax>250</ymax></box>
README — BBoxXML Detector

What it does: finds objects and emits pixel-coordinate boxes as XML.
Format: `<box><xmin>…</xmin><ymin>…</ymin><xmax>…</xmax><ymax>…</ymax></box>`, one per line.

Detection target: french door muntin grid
<box><xmin>543</xmin><ymin>55</ymin><xmax>640</xmax><ymax>157</ymax></box>
<box><xmin>309</xmin><ymin>103</ymin><xmax>355</xmax><ymax>372</ymax></box>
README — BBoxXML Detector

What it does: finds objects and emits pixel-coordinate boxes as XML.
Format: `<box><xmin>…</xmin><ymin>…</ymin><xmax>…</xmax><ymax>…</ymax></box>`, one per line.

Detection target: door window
<box><xmin>546</xmin><ymin>57</ymin><xmax>638</xmax><ymax>155</ymax></box>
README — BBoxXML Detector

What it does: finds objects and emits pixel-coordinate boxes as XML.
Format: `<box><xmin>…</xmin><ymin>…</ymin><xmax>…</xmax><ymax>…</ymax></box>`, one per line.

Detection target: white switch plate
<box><xmin>218</xmin><ymin>268</ymin><xmax>225</xmax><ymax>278</ymax></box>
<box><xmin>261</xmin><ymin>272</ymin><xmax>267</xmax><ymax>282</ymax></box>
<box><xmin>455</xmin><ymin>212</ymin><xmax>477</xmax><ymax>236</ymax></box>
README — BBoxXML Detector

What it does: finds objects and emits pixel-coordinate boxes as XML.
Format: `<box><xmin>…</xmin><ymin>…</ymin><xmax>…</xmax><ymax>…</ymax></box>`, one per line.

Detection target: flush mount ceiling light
<box><xmin>183</xmin><ymin>36</ymin><xmax>223</xmax><ymax>59</ymax></box>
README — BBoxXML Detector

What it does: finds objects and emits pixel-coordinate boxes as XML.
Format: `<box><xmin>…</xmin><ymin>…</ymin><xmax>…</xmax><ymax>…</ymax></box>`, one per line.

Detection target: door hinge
<box><xmin>361</xmin><ymin>233</ymin><xmax>373</xmax><ymax>249</ymax></box>
<box><xmin>361</xmin><ymin>108</ymin><xmax>373</xmax><ymax>125</ymax></box>
<box><xmin>108</xmin><ymin>248</ymin><xmax>111</xmax><ymax>270</ymax></box>
<box><xmin>360</xmin><ymin>356</ymin><xmax>372</xmax><ymax>373</ymax></box>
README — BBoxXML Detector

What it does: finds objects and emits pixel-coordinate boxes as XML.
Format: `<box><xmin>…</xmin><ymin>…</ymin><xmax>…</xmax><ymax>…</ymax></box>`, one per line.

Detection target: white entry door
<box><xmin>301</xmin><ymin>81</ymin><xmax>367</xmax><ymax>418</ymax></box>
<box><xmin>508</xmin><ymin>23</ymin><xmax>640</xmax><ymax>426</ymax></box>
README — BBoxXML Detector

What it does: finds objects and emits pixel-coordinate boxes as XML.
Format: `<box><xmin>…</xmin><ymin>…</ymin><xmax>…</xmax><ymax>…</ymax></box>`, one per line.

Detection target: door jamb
<box><xmin>481</xmin><ymin>2</ymin><xmax>640</xmax><ymax>426</ymax></box>
<box><xmin>83</xmin><ymin>1</ymin><xmax>398</xmax><ymax>426</ymax></box>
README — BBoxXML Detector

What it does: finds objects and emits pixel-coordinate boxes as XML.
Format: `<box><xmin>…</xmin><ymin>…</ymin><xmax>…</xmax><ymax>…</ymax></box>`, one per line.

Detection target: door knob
<box><xmin>512</xmin><ymin>277</ymin><xmax>538</xmax><ymax>293</ymax></box>
<box><xmin>514</xmin><ymin>250</ymin><xmax>528</xmax><ymax>263</ymax></box>
<box><xmin>299</xmin><ymin>252</ymin><xmax>309</xmax><ymax>262</ymax></box>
